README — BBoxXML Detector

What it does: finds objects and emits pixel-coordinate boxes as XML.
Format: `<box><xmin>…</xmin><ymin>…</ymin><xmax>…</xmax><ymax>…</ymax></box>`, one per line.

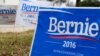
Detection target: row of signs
<box><xmin>0</xmin><ymin>0</ymin><xmax>77</xmax><ymax>25</ymax></box>
<box><xmin>15</xmin><ymin>0</ymin><xmax>100</xmax><ymax>56</ymax></box>
<box><xmin>15</xmin><ymin>0</ymin><xmax>77</xmax><ymax>27</ymax></box>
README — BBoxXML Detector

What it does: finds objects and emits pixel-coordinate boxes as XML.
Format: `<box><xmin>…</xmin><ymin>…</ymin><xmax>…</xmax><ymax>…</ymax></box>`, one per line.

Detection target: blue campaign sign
<box><xmin>30</xmin><ymin>7</ymin><xmax>100</xmax><ymax>56</ymax></box>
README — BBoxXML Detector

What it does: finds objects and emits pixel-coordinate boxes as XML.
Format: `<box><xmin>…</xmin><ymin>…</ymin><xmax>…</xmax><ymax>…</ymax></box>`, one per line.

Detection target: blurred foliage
<box><xmin>47</xmin><ymin>0</ymin><xmax>53</xmax><ymax>1</ymax></box>
<box><xmin>47</xmin><ymin>0</ymin><xmax>66</xmax><ymax>2</ymax></box>
<box><xmin>77</xmin><ymin>0</ymin><xmax>100</xmax><ymax>7</ymax></box>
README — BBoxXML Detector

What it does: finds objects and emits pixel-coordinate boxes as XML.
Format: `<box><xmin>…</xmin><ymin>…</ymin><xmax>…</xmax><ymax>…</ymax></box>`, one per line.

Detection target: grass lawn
<box><xmin>0</xmin><ymin>30</ymin><xmax>34</xmax><ymax>56</ymax></box>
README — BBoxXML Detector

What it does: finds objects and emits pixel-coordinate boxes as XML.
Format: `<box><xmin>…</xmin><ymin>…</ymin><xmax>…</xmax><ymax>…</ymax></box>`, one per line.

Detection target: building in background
<box><xmin>0</xmin><ymin>0</ymin><xmax>19</xmax><ymax>5</ymax></box>
<box><xmin>0</xmin><ymin>0</ymin><xmax>3</xmax><ymax>5</ymax></box>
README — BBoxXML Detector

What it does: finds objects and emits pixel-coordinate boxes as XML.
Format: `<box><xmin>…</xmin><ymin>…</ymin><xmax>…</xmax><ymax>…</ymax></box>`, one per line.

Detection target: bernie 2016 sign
<box><xmin>15</xmin><ymin>0</ymin><xmax>38</xmax><ymax>27</ymax></box>
<box><xmin>30</xmin><ymin>8</ymin><xmax>100</xmax><ymax>56</ymax></box>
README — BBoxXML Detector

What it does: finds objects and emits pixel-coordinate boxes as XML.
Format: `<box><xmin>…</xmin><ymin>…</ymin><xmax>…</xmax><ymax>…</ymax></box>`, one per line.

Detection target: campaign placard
<box><xmin>15</xmin><ymin>0</ymin><xmax>38</xmax><ymax>27</ymax></box>
<box><xmin>15</xmin><ymin>0</ymin><xmax>53</xmax><ymax>27</ymax></box>
<box><xmin>0</xmin><ymin>6</ymin><xmax>16</xmax><ymax>24</ymax></box>
<box><xmin>30</xmin><ymin>7</ymin><xmax>100</xmax><ymax>56</ymax></box>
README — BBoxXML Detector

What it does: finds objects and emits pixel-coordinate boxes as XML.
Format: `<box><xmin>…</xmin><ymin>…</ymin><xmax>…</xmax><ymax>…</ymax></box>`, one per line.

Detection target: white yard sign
<box><xmin>15</xmin><ymin>0</ymin><xmax>53</xmax><ymax>27</ymax></box>
<box><xmin>15</xmin><ymin>0</ymin><xmax>38</xmax><ymax>27</ymax></box>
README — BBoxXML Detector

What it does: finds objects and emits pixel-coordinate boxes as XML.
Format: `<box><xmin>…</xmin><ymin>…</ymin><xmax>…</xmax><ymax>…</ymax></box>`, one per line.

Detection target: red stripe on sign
<box><xmin>49</xmin><ymin>36</ymin><xmax>98</xmax><ymax>42</ymax></box>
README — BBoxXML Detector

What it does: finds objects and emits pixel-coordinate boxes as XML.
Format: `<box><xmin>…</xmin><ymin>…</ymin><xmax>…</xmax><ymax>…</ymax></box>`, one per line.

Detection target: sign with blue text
<box><xmin>30</xmin><ymin>7</ymin><xmax>100</xmax><ymax>56</ymax></box>
<box><xmin>0</xmin><ymin>6</ymin><xmax>16</xmax><ymax>24</ymax></box>
<box><xmin>15</xmin><ymin>0</ymin><xmax>38</xmax><ymax>27</ymax></box>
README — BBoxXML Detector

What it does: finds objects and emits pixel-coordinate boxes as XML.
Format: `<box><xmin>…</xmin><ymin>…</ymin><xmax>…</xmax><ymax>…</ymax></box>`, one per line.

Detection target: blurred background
<box><xmin>35</xmin><ymin>0</ymin><xmax>100</xmax><ymax>7</ymax></box>
<box><xmin>0</xmin><ymin>0</ymin><xmax>100</xmax><ymax>7</ymax></box>
<box><xmin>0</xmin><ymin>0</ymin><xmax>100</xmax><ymax>25</ymax></box>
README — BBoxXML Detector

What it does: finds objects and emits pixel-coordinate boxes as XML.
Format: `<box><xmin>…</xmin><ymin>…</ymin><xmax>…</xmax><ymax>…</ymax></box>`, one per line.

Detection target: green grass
<box><xmin>0</xmin><ymin>30</ymin><xmax>34</xmax><ymax>56</ymax></box>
